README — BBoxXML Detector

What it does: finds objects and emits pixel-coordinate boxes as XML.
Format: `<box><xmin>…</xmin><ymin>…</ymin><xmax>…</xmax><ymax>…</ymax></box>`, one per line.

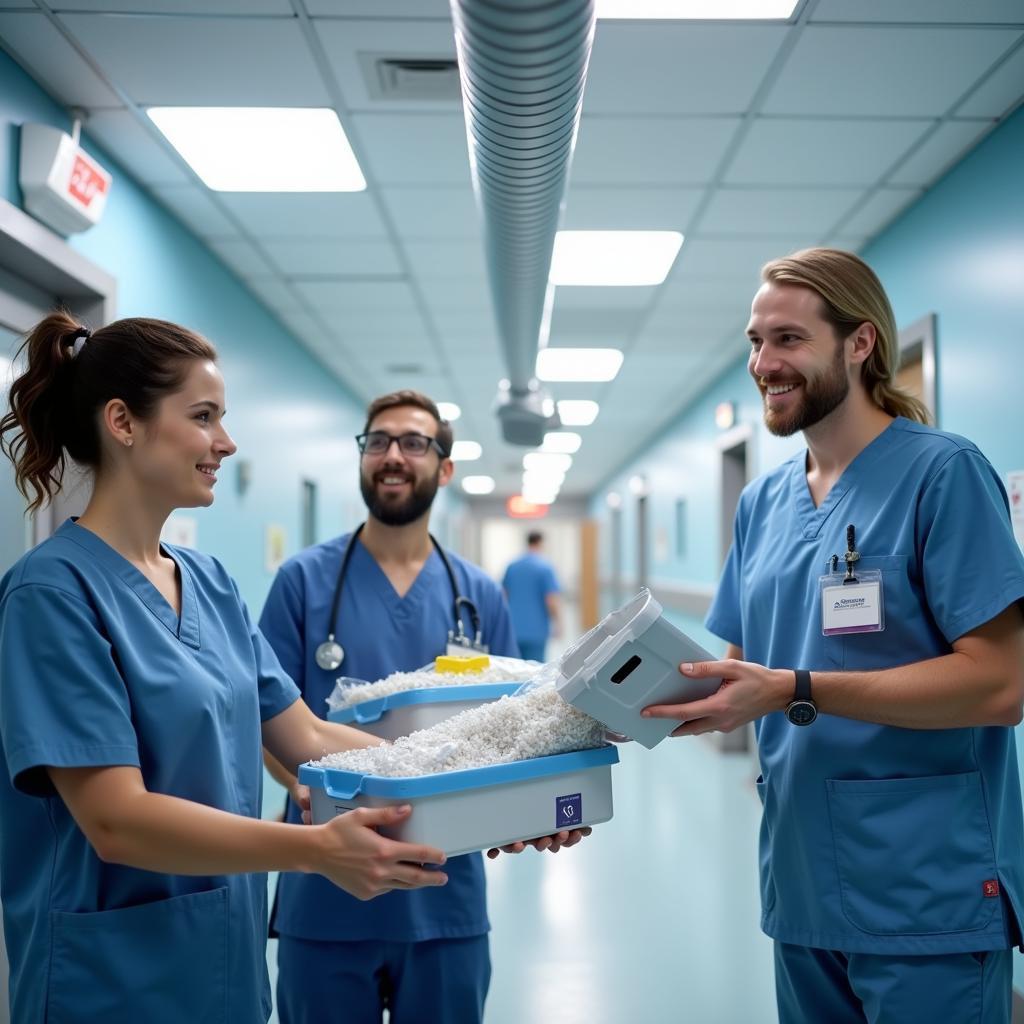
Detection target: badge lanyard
<box><xmin>314</xmin><ymin>523</ymin><xmax>487</xmax><ymax>671</ymax></box>
<box><xmin>819</xmin><ymin>523</ymin><xmax>885</xmax><ymax>636</ymax></box>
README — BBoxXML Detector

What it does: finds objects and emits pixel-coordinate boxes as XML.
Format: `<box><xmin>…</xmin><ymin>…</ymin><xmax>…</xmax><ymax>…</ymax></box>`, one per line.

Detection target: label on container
<box><xmin>556</xmin><ymin>793</ymin><xmax>582</xmax><ymax>828</ymax></box>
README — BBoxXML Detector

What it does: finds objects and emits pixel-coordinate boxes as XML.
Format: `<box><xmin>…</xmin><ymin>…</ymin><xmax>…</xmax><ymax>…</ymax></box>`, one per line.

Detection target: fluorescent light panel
<box><xmin>541</xmin><ymin>432</ymin><xmax>582</xmax><ymax>454</ymax></box>
<box><xmin>437</xmin><ymin>402</ymin><xmax>461</xmax><ymax>422</ymax></box>
<box><xmin>550</xmin><ymin>231</ymin><xmax>683</xmax><ymax>286</ymax></box>
<box><xmin>461</xmin><ymin>475</ymin><xmax>495</xmax><ymax>495</ymax></box>
<box><xmin>537</xmin><ymin>348</ymin><xmax>623</xmax><ymax>383</ymax></box>
<box><xmin>450</xmin><ymin>441</ymin><xmax>482</xmax><ymax>462</ymax></box>
<box><xmin>147</xmin><ymin>107</ymin><xmax>366</xmax><ymax>192</ymax></box>
<box><xmin>523</xmin><ymin>452</ymin><xmax>572</xmax><ymax>474</ymax></box>
<box><xmin>557</xmin><ymin>400</ymin><xmax>599</xmax><ymax>426</ymax></box>
<box><xmin>596</xmin><ymin>0</ymin><xmax>798</xmax><ymax>18</ymax></box>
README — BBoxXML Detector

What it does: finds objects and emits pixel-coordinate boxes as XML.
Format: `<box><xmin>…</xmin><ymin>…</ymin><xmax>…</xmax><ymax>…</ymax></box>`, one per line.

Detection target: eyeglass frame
<box><xmin>355</xmin><ymin>430</ymin><xmax>450</xmax><ymax>459</ymax></box>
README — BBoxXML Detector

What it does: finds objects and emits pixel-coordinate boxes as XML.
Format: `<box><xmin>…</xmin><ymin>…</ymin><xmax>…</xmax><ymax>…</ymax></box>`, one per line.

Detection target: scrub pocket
<box><xmin>827</xmin><ymin>772</ymin><xmax>999</xmax><ymax>936</ymax></box>
<box><xmin>47</xmin><ymin>886</ymin><xmax>229</xmax><ymax>1024</ymax></box>
<box><xmin>754</xmin><ymin>775</ymin><xmax>777</xmax><ymax>916</ymax></box>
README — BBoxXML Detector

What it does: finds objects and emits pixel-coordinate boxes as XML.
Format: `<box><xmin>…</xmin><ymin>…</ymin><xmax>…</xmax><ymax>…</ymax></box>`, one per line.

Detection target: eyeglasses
<box><xmin>355</xmin><ymin>431</ymin><xmax>448</xmax><ymax>458</ymax></box>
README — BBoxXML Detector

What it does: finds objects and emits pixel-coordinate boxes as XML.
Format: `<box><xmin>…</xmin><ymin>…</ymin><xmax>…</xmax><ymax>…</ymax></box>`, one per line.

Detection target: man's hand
<box><xmin>642</xmin><ymin>659</ymin><xmax>792</xmax><ymax>736</ymax></box>
<box><xmin>486</xmin><ymin>827</ymin><xmax>592</xmax><ymax>860</ymax></box>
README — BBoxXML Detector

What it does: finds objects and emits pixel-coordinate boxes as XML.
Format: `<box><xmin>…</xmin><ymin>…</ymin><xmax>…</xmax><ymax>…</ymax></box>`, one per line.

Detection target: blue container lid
<box><xmin>301</xmin><ymin>743</ymin><xmax>619</xmax><ymax>800</ymax></box>
<box><xmin>327</xmin><ymin>681</ymin><xmax>523</xmax><ymax>725</ymax></box>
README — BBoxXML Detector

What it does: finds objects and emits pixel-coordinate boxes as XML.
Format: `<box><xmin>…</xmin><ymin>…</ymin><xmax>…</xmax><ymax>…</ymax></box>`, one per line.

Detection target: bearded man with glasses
<box><xmin>257</xmin><ymin>390</ymin><xmax>535</xmax><ymax>1024</ymax></box>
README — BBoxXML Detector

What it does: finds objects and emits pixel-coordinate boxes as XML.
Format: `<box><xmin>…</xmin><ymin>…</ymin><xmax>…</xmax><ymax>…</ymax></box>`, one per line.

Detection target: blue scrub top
<box><xmin>0</xmin><ymin>520</ymin><xmax>300</xmax><ymax>1024</ymax></box>
<box><xmin>259</xmin><ymin>532</ymin><xmax>519</xmax><ymax>943</ymax></box>
<box><xmin>502</xmin><ymin>553</ymin><xmax>560</xmax><ymax>645</ymax></box>
<box><xmin>706</xmin><ymin>418</ymin><xmax>1024</xmax><ymax>955</ymax></box>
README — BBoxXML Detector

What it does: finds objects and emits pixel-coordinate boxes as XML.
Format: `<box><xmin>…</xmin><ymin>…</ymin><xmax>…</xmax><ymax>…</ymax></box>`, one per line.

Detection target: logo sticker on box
<box><xmin>556</xmin><ymin>793</ymin><xmax>582</xmax><ymax>828</ymax></box>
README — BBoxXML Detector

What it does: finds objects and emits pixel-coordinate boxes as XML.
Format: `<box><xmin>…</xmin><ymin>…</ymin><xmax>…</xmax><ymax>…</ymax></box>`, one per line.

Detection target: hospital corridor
<box><xmin>1</xmin><ymin>1</ymin><xmax>1024</xmax><ymax>1022</ymax></box>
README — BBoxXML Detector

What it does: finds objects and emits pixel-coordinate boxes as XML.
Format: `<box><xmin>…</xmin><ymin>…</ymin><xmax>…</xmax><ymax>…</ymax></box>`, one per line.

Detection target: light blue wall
<box><xmin>591</xmin><ymin>104</ymin><xmax>1024</xmax><ymax>990</ymax></box>
<box><xmin>0</xmin><ymin>49</ymin><xmax>463</xmax><ymax>614</ymax></box>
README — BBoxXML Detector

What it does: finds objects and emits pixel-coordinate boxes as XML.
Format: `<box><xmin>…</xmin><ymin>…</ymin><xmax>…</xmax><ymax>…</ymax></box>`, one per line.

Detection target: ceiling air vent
<box><xmin>361</xmin><ymin>55</ymin><xmax>462</xmax><ymax>102</ymax></box>
<box><xmin>385</xmin><ymin>363</ymin><xmax>424</xmax><ymax>375</ymax></box>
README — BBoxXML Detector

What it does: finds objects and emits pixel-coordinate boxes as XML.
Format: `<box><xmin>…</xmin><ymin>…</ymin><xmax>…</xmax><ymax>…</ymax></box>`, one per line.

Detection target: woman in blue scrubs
<box><xmin>0</xmin><ymin>312</ymin><xmax>449</xmax><ymax>1024</ymax></box>
<box><xmin>645</xmin><ymin>249</ymin><xmax>1024</xmax><ymax>1023</ymax></box>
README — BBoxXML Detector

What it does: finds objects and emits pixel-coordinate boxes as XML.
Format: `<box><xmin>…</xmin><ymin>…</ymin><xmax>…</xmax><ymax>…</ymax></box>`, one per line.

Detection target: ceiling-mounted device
<box><xmin>19</xmin><ymin>121</ymin><xmax>111</xmax><ymax>235</ymax></box>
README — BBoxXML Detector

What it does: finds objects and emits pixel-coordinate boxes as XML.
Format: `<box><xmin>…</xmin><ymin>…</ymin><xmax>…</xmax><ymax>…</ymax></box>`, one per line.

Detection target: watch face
<box><xmin>787</xmin><ymin>700</ymin><xmax>817</xmax><ymax>726</ymax></box>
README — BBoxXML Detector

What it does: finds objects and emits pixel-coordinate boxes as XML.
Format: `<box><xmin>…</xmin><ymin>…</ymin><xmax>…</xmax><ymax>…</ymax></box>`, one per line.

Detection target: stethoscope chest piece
<box><xmin>315</xmin><ymin>638</ymin><xmax>344</xmax><ymax>671</ymax></box>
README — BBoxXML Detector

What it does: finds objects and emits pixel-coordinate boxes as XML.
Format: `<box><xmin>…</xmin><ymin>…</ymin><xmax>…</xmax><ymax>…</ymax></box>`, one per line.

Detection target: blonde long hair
<box><xmin>761</xmin><ymin>248</ymin><xmax>930</xmax><ymax>424</ymax></box>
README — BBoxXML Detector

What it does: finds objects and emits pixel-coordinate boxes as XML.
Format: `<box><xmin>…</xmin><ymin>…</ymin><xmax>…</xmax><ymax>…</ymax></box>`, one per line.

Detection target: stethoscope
<box><xmin>314</xmin><ymin>523</ymin><xmax>486</xmax><ymax>671</ymax></box>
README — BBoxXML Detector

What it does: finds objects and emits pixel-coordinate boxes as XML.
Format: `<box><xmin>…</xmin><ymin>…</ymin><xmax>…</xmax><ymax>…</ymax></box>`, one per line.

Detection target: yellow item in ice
<box><xmin>434</xmin><ymin>654</ymin><xmax>491</xmax><ymax>675</ymax></box>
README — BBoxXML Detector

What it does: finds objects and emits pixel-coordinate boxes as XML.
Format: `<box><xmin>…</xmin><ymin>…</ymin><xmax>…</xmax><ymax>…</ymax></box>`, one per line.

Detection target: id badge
<box><xmin>820</xmin><ymin>569</ymin><xmax>885</xmax><ymax>636</ymax></box>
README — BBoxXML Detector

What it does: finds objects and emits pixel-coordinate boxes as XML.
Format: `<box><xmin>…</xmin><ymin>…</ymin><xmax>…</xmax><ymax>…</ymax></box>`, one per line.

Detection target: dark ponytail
<box><xmin>1</xmin><ymin>311</ymin><xmax>217</xmax><ymax>513</ymax></box>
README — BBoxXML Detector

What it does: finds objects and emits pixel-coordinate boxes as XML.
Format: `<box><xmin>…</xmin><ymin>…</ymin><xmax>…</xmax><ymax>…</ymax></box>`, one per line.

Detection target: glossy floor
<box><xmin>266</xmin><ymin>733</ymin><xmax>777</xmax><ymax>1023</ymax></box>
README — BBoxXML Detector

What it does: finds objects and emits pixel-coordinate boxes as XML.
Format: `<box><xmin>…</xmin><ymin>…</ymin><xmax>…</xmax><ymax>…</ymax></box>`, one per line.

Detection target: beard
<box><xmin>762</xmin><ymin>342</ymin><xmax>849</xmax><ymax>437</ymax></box>
<box><xmin>360</xmin><ymin>464</ymin><xmax>440</xmax><ymax>526</ymax></box>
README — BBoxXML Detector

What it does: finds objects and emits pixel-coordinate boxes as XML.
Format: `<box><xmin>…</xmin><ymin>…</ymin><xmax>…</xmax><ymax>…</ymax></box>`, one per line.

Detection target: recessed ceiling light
<box><xmin>550</xmin><ymin>231</ymin><xmax>682</xmax><ymax>286</ymax></box>
<box><xmin>147</xmin><ymin>107</ymin><xmax>366</xmax><ymax>192</ymax></box>
<box><xmin>523</xmin><ymin>469</ymin><xmax>566</xmax><ymax>490</ymax></box>
<box><xmin>523</xmin><ymin>452</ymin><xmax>572</xmax><ymax>474</ymax></box>
<box><xmin>537</xmin><ymin>348</ymin><xmax>623</xmax><ymax>383</ymax></box>
<box><xmin>557</xmin><ymin>400</ymin><xmax>599</xmax><ymax>426</ymax></box>
<box><xmin>437</xmin><ymin>402</ymin><xmax>461</xmax><ymax>422</ymax></box>
<box><xmin>461</xmin><ymin>475</ymin><xmax>495</xmax><ymax>495</ymax></box>
<box><xmin>596</xmin><ymin>0</ymin><xmax>798</xmax><ymax>18</ymax></box>
<box><xmin>541</xmin><ymin>432</ymin><xmax>582</xmax><ymax>454</ymax></box>
<box><xmin>451</xmin><ymin>440</ymin><xmax>482</xmax><ymax>461</ymax></box>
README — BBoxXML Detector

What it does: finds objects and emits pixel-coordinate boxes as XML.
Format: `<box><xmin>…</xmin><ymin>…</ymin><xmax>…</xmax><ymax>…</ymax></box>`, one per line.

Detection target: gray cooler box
<box><xmin>555</xmin><ymin>589</ymin><xmax>722</xmax><ymax>749</ymax></box>
<box><xmin>327</xmin><ymin>682</ymin><xmax>523</xmax><ymax>742</ymax></box>
<box><xmin>301</xmin><ymin>744</ymin><xmax>619</xmax><ymax>857</ymax></box>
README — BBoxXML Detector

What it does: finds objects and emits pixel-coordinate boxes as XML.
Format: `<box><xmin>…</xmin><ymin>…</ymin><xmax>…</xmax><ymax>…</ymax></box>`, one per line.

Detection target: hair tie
<box><xmin>69</xmin><ymin>328</ymin><xmax>91</xmax><ymax>358</ymax></box>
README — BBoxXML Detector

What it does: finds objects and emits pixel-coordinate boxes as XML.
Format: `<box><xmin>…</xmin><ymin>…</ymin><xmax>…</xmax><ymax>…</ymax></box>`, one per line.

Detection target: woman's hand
<box><xmin>313</xmin><ymin>805</ymin><xmax>448</xmax><ymax>900</ymax></box>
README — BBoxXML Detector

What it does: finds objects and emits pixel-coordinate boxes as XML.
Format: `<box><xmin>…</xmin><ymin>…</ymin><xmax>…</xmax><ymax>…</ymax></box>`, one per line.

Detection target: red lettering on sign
<box><xmin>67</xmin><ymin>155</ymin><xmax>109</xmax><ymax>207</ymax></box>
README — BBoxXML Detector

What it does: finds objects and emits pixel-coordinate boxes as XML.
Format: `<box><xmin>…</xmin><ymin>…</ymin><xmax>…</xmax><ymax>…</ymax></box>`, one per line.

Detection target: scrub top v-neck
<box><xmin>0</xmin><ymin>519</ymin><xmax>300</xmax><ymax>1024</ymax></box>
<box><xmin>706</xmin><ymin>418</ymin><xmax>1024</xmax><ymax>956</ymax></box>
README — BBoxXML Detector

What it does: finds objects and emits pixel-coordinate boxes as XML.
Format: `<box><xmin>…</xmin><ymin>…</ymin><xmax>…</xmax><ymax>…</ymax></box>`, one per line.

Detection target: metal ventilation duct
<box><xmin>450</xmin><ymin>0</ymin><xmax>596</xmax><ymax>446</ymax></box>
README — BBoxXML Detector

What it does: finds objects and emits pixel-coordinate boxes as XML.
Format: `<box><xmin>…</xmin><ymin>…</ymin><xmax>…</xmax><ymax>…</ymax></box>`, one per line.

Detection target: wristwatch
<box><xmin>786</xmin><ymin>669</ymin><xmax>817</xmax><ymax>726</ymax></box>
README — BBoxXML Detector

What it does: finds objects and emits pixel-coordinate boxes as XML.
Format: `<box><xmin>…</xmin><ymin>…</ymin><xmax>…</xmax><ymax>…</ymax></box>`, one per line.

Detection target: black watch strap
<box><xmin>794</xmin><ymin>669</ymin><xmax>812</xmax><ymax>702</ymax></box>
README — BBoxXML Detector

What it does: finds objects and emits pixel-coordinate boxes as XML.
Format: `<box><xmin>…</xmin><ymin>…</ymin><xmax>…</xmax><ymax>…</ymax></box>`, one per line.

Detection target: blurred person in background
<box><xmin>502</xmin><ymin>530</ymin><xmax>561</xmax><ymax>663</ymax></box>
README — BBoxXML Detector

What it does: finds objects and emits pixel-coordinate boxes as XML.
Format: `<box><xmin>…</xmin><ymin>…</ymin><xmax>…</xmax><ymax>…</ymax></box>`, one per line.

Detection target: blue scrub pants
<box><xmin>774</xmin><ymin>942</ymin><xmax>1014</xmax><ymax>1024</ymax></box>
<box><xmin>517</xmin><ymin>639</ymin><xmax>547</xmax><ymax>662</ymax></box>
<box><xmin>276</xmin><ymin>934</ymin><xmax>490</xmax><ymax>1024</ymax></box>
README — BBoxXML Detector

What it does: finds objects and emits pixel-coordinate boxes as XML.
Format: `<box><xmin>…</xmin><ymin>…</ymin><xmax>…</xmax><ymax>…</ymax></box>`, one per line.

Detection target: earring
<box><xmin>124</xmin><ymin>438</ymin><xmax>133</xmax><ymax>448</ymax></box>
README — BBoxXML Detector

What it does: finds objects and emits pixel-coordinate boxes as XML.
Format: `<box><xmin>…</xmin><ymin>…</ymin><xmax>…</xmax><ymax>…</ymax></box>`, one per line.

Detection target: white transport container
<box><xmin>301</xmin><ymin>745</ymin><xmax>619</xmax><ymax>857</ymax></box>
<box><xmin>555</xmin><ymin>589</ymin><xmax>722</xmax><ymax>749</ymax></box>
<box><xmin>327</xmin><ymin>682</ymin><xmax>523</xmax><ymax>741</ymax></box>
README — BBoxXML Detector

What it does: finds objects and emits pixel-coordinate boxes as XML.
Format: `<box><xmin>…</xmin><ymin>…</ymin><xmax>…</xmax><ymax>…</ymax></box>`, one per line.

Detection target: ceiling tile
<box><xmin>675</xmin><ymin>236</ymin><xmax>814</xmax><ymax>280</ymax></box>
<box><xmin>725</xmin><ymin>117</ymin><xmax>933</xmax><ymax>186</ymax></box>
<box><xmin>571</xmin><ymin>117</ymin><xmax>740</xmax><ymax>185</ymax></box>
<box><xmin>151</xmin><ymin>184</ymin><xmax>239</xmax><ymax>238</ymax></box>
<box><xmin>52</xmin><ymin>0</ymin><xmax>291</xmax><ymax>11</ymax></box>
<box><xmin>296</xmin><ymin>279</ymin><xmax>418</xmax><ymax>315</ymax></box>
<box><xmin>955</xmin><ymin>44</ymin><xmax>1024</xmax><ymax>117</ymax></box>
<box><xmin>652</xmin><ymin>276</ymin><xmax>761</xmax><ymax>315</ymax></box>
<box><xmin>216</xmin><ymin>193</ymin><xmax>388</xmax><ymax>239</ymax></box>
<box><xmin>699</xmin><ymin>187</ymin><xmax>862</xmax><ymax>235</ymax></box>
<box><xmin>350</xmin><ymin>113</ymin><xmax>470</xmax><ymax>185</ymax></box>
<box><xmin>561</xmin><ymin>186</ymin><xmax>703</xmax><ymax>231</ymax></box>
<box><xmin>585</xmin><ymin>22</ymin><xmax>789</xmax><ymax>115</ymax></box>
<box><xmin>549</xmin><ymin>307</ymin><xmax>645</xmax><ymax>340</ymax></box>
<box><xmin>60</xmin><ymin>14</ymin><xmax>331</xmax><ymax>105</ymax></box>
<box><xmin>838</xmin><ymin>187</ymin><xmax>923</xmax><ymax>237</ymax></box>
<box><xmin>552</xmin><ymin>286</ymin><xmax>658</xmax><ymax>312</ymax></box>
<box><xmin>0</xmin><ymin>12</ymin><xmax>121</xmax><ymax>106</ymax></box>
<box><xmin>809</xmin><ymin>0</ymin><xmax>1024</xmax><ymax>23</ymax></box>
<box><xmin>762</xmin><ymin>26</ymin><xmax>1022</xmax><ymax>117</ymax></box>
<box><xmin>207</xmin><ymin>238</ymin><xmax>275</xmax><ymax>277</ymax></box>
<box><xmin>403</xmin><ymin>240</ymin><xmax>488</xmax><ymax>281</ymax></box>
<box><xmin>84</xmin><ymin>109</ymin><xmax>190</xmax><ymax>185</ymax></box>
<box><xmin>889</xmin><ymin>121</ymin><xmax>996</xmax><ymax>186</ymax></box>
<box><xmin>264</xmin><ymin>238</ymin><xmax>402</xmax><ymax>276</ymax></box>
<box><xmin>378</xmin><ymin>186</ymin><xmax>481</xmax><ymax>238</ymax></box>
<box><xmin>307</xmin><ymin>0</ymin><xmax>451</xmax><ymax>13</ymax></box>
<box><xmin>336</xmin><ymin>313</ymin><xmax>427</xmax><ymax>339</ymax></box>
<box><xmin>241</xmin><ymin>276</ymin><xmax>306</xmax><ymax>314</ymax></box>
<box><xmin>313</xmin><ymin>17</ymin><xmax>458</xmax><ymax>114</ymax></box>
